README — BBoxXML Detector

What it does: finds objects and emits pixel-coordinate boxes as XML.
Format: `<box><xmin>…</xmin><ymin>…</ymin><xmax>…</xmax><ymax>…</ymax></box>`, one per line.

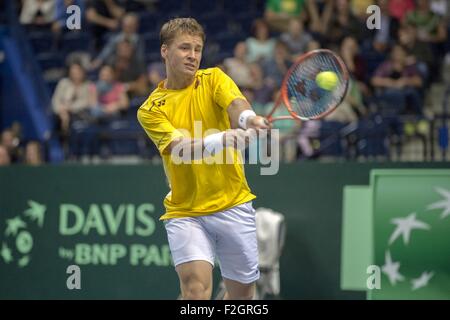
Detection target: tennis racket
<box><xmin>266</xmin><ymin>49</ymin><xmax>350</xmax><ymax>123</ymax></box>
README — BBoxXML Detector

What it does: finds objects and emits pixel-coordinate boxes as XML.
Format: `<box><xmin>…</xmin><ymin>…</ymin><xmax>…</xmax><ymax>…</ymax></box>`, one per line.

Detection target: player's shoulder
<box><xmin>196</xmin><ymin>67</ymin><xmax>225</xmax><ymax>78</ymax></box>
<box><xmin>139</xmin><ymin>87</ymin><xmax>167</xmax><ymax>112</ymax></box>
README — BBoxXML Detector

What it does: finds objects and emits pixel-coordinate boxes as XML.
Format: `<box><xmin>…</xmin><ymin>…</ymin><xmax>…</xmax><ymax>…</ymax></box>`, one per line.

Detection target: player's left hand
<box><xmin>247</xmin><ymin>115</ymin><xmax>272</xmax><ymax>130</ymax></box>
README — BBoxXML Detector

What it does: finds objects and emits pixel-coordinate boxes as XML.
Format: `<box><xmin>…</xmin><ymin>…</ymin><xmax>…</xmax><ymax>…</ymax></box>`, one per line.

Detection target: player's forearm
<box><xmin>227</xmin><ymin>98</ymin><xmax>254</xmax><ymax>129</ymax></box>
<box><xmin>168</xmin><ymin>129</ymin><xmax>254</xmax><ymax>161</ymax></box>
<box><xmin>169</xmin><ymin>135</ymin><xmax>224</xmax><ymax>160</ymax></box>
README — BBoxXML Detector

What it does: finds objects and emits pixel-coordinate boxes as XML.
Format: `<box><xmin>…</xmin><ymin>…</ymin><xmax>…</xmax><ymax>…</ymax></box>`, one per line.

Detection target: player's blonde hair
<box><xmin>160</xmin><ymin>17</ymin><xmax>205</xmax><ymax>46</ymax></box>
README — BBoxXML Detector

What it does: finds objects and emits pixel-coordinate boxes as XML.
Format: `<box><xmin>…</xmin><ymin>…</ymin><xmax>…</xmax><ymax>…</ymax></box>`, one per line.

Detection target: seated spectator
<box><xmin>52</xmin><ymin>62</ymin><xmax>92</xmax><ymax>137</ymax></box>
<box><xmin>223</xmin><ymin>42</ymin><xmax>256</xmax><ymax>89</ymax></box>
<box><xmin>85</xmin><ymin>0</ymin><xmax>125</xmax><ymax>50</ymax></box>
<box><xmin>0</xmin><ymin>145</ymin><xmax>11</xmax><ymax>166</ymax></box>
<box><xmin>389</xmin><ymin>0</ymin><xmax>415</xmax><ymax>22</ymax></box>
<box><xmin>398</xmin><ymin>24</ymin><xmax>433</xmax><ymax>82</ymax></box>
<box><xmin>372</xmin><ymin>0</ymin><xmax>398</xmax><ymax>51</ymax></box>
<box><xmin>265</xmin><ymin>0</ymin><xmax>309</xmax><ymax>32</ymax></box>
<box><xmin>89</xmin><ymin>65</ymin><xmax>129</xmax><ymax>120</ymax></box>
<box><xmin>322</xmin><ymin>0</ymin><xmax>366</xmax><ymax>47</ymax></box>
<box><xmin>340</xmin><ymin>36</ymin><xmax>369</xmax><ymax>97</ymax></box>
<box><xmin>371</xmin><ymin>44</ymin><xmax>424</xmax><ymax>115</ymax></box>
<box><xmin>24</xmin><ymin>141</ymin><xmax>44</xmax><ymax>165</ymax></box>
<box><xmin>350</xmin><ymin>0</ymin><xmax>375</xmax><ymax>21</ymax></box>
<box><xmin>1</xmin><ymin>128</ymin><xmax>21</xmax><ymax>163</ymax></box>
<box><xmin>107</xmin><ymin>39</ymin><xmax>147</xmax><ymax>98</ymax></box>
<box><xmin>305</xmin><ymin>0</ymin><xmax>333</xmax><ymax>35</ymax></box>
<box><xmin>20</xmin><ymin>0</ymin><xmax>56</xmax><ymax>26</ymax></box>
<box><xmin>90</xmin><ymin>12</ymin><xmax>144</xmax><ymax>69</ymax></box>
<box><xmin>404</xmin><ymin>0</ymin><xmax>447</xmax><ymax>44</ymax></box>
<box><xmin>261</xmin><ymin>40</ymin><xmax>291</xmax><ymax>90</ymax></box>
<box><xmin>245</xmin><ymin>19</ymin><xmax>276</xmax><ymax>64</ymax></box>
<box><xmin>404</xmin><ymin>0</ymin><xmax>448</xmax><ymax>80</ymax></box>
<box><xmin>280</xmin><ymin>18</ymin><xmax>312</xmax><ymax>57</ymax></box>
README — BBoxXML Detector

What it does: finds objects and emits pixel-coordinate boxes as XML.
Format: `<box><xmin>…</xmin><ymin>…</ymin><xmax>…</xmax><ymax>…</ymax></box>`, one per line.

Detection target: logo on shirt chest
<box><xmin>149</xmin><ymin>94</ymin><xmax>168</xmax><ymax>111</ymax></box>
<box><xmin>152</xmin><ymin>99</ymin><xmax>166</xmax><ymax>107</ymax></box>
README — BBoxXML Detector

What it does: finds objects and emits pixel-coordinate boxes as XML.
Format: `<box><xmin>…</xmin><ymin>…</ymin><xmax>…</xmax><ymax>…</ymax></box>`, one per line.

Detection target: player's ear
<box><xmin>161</xmin><ymin>44</ymin><xmax>168</xmax><ymax>60</ymax></box>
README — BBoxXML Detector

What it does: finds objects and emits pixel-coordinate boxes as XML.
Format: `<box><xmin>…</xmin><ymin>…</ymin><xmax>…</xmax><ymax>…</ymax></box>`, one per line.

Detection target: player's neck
<box><xmin>165</xmin><ymin>73</ymin><xmax>195</xmax><ymax>90</ymax></box>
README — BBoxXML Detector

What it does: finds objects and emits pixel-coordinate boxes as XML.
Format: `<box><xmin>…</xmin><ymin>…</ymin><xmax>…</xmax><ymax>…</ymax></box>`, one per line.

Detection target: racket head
<box><xmin>279</xmin><ymin>49</ymin><xmax>350</xmax><ymax>121</ymax></box>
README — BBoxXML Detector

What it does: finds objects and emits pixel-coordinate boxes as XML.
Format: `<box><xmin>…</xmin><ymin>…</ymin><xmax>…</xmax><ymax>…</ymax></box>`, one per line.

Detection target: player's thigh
<box><xmin>214</xmin><ymin>202</ymin><xmax>260</xmax><ymax>284</ymax></box>
<box><xmin>164</xmin><ymin>217</ymin><xmax>215</xmax><ymax>267</ymax></box>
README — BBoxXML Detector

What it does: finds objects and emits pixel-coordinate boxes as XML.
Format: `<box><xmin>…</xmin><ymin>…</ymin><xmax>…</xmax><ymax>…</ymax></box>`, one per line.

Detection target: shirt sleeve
<box><xmin>211</xmin><ymin>67</ymin><xmax>247</xmax><ymax>110</ymax></box>
<box><xmin>137</xmin><ymin>101</ymin><xmax>185</xmax><ymax>155</ymax></box>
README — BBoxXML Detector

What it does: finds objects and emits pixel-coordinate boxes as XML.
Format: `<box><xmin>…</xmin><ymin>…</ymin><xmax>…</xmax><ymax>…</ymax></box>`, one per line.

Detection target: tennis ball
<box><xmin>316</xmin><ymin>71</ymin><xmax>339</xmax><ymax>91</ymax></box>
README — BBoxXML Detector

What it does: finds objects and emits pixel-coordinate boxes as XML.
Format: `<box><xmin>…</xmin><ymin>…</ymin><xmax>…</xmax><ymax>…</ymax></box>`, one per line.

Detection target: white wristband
<box><xmin>238</xmin><ymin>110</ymin><xmax>256</xmax><ymax>129</ymax></box>
<box><xmin>204</xmin><ymin>132</ymin><xmax>225</xmax><ymax>156</ymax></box>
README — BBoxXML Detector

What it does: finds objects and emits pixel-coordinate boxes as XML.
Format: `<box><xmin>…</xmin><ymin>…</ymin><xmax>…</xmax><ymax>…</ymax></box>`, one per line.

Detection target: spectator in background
<box><xmin>280</xmin><ymin>18</ymin><xmax>312</xmax><ymax>57</ymax></box>
<box><xmin>322</xmin><ymin>0</ymin><xmax>366</xmax><ymax>47</ymax></box>
<box><xmin>372</xmin><ymin>0</ymin><xmax>398</xmax><ymax>52</ymax></box>
<box><xmin>404</xmin><ymin>0</ymin><xmax>447</xmax><ymax>80</ymax></box>
<box><xmin>265</xmin><ymin>0</ymin><xmax>308</xmax><ymax>32</ymax></box>
<box><xmin>350</xmin><ymin>0</ymin><xmax>374</xmax><ymax>21</ymax></box>
<box><xmin>306</xmin><ymin>0</ymin><xmax>333</xmax><ymax>36</ymax></box>
<box><xmin>1</xmin><ymin>129</ymin><xmax>21</xmax><ymax>163</ymax></box>
<box><xmin>245</xmin><ymin>19</ymin><xmax>276</xmax><ymax>64</ymax></box>
<box><xmin>404</xmin><ymin>0</ymin><xmax>447</xmax><ymax>44</ymax></box>
<box><xmin>24</xmin><ymin>141</ymin><xmax>44</xmax><ymax>165</ymax></box>
<box><xmin>223</xmin><ymin>42</ymin><xmax>256</xmax><ymax>89</ymax></box>
<box><xmin>20</xmin><ymin>0</ymin><xmax>56</xmax><ymax>28</ymax></box>
<box><xmin>0</xmin><ymin>145</ymin><xmax>11</xmax><ymax>166</ymax></box>
<box><xmin>90</xmin><ymin>13</ymin><xmax>144</xmax><ymax>69</ymax></box>
<box><xmin>340</xmin><ymin>36</ymin><xmax>369</xmax><ymax>90</ymax></box>
<box><xmin>52</xmin><ymin>62</ymin><xmax>91</xmax><ymax>137</ymax></box>
<box><xmin>89</xmin><ymin>65</ymin><xmax>129</xmax><ymax>120</ymax></box>
<box><xmin>86</xmin><ymin>0</ymin><xmax>125</xmax><ymax>50</ymax></box>
<box><xmin>398</xmin><ymin>24</ymin><xmax>433</xmax><ymax>83</ymax></box>
<box><xmin>371</xmin><ymin>44</ymin><xmax>424</xmax><ymax>116</ymax></box>
<box><xmin>261</xmin><ymin>40</ymin><xmax>291</xmax><ymax>90</ymax></box>
<box><xmin>107</xmin><ymin>39</ymin><xmax>147</xmax><ymax>98</ymax></box>
<box><xmin>24</xmin><ymin>140</ymin><xmax>44</xmax><ymax>166</ymax></box>
<box><xmin>389</xmin><ymin>0</ymin><xmax>415</xmax><ymax>21</ymax></box>
<box><xmin>52</xmin><ymin>0</ymin><xmax>84</xmax><ymax>34</ymax></box>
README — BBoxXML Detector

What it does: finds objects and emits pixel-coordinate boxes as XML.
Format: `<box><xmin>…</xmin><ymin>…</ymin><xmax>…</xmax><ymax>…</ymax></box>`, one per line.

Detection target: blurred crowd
<box><xmin>1</xmin><ymin>0</ymin><xmax>449</xmax><ymax>165</ymax></box>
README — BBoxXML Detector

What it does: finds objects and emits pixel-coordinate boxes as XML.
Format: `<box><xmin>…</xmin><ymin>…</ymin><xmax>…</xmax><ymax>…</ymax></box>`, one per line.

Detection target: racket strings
<box><xmin>286</xmin><ymin>52</ymin><xmax>347</xmax><ymax>119</ymax></box>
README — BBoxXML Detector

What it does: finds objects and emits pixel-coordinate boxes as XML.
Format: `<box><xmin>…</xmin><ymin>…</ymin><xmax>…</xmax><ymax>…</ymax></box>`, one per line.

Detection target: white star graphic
<box><xmin>411</xmin><ymin>271</ymin><xmax>434</xmax><ymax>291</ymax></box>
<box><xmin>5</xmin><ymin>216</ymin><xmax>27</xmax><ymax>237</ymax></box>
<box><xmin>382</xmin><ymin>251</ymin><xmax>404</xmax><ymax>285</ymax></box>
<box><xmin>389</xmin><ymin>212</ymin><xmax>430</xmax><ymax>245</ymax></box>
<box><xmin>427</xmin><ymin>187</ymin><xmax>450</xmax><ymax>219</ymax></box>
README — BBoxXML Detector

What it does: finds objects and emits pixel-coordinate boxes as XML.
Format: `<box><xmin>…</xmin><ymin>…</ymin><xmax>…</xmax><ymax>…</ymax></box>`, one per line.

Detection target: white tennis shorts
<box><xmin>164</xmin><ymin>201</ymin><xmax>260</xmax><ymax>284</ymax></box>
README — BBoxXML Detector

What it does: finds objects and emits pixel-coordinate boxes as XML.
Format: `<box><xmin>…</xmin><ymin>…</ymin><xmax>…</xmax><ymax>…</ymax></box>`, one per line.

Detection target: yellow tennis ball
<box><xmin>316</xmin><ymin>71</ymin><xmax>339</xmax><ymax>91</ymax></box>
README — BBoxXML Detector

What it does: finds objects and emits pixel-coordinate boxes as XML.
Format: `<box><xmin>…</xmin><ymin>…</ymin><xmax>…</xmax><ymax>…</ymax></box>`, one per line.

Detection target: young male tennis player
<box><xmin>138</xmin><ymin>18</ymin><xmax>270</xmax><ymax>300</ymax></box>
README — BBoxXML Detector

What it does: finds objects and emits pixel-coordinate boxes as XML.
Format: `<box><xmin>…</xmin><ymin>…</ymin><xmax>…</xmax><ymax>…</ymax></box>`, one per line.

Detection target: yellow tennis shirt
<box><xmin>137</xmin><ymin>67</ymin><xmax>256</xmax><ymax>220</ymax></box>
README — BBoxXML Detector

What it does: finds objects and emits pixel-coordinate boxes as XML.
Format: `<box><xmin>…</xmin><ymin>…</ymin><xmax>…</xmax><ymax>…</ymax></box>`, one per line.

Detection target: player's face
<box><xmin>163</xmin><ymin>33</ymin><xmax>203</xmax><ymax>78</ymax></box>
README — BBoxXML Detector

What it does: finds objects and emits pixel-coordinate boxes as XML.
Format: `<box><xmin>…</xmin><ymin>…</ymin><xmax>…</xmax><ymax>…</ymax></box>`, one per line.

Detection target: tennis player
<box><xmin>138</xmin><ymin>18</ymin><xmax>270</xmax><ymax>300</ymax></box>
